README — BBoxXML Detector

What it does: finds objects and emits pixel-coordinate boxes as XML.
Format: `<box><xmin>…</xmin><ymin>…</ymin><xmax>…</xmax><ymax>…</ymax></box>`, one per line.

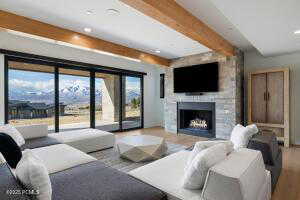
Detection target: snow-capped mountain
<box><xmin>9</xmin><ymin>83</ymin><xmax>140</xmax><ymax>105</ymax></box>
<box><xmin>126</xmin><ymin>90</ymin><xmax>140</xmax><ymax>103</ymax></box>
<box><xmin>59</xmin><ymin>85</ymin><xmax>94</xmax><ymax>104</ymax></box>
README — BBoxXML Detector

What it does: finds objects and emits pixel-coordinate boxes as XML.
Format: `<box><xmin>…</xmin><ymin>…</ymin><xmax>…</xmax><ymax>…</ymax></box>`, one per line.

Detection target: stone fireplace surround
<box><xmin>164</xmin><ymin>51</ymin><xmax>244</xmax><ymax>139</ymax></box>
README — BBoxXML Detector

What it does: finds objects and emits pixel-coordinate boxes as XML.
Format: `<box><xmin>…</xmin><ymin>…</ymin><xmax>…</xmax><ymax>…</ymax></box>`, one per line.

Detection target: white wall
<box><xmin>244</xmin><ymin>50</ymin><xmax>300</xmax><ymax>144</ymax></box>
<box><xmin>0</xmin><ymin>32</ymin><xmax>164</xmax><ymax>128</ymax></box>
<box><xmin>0</xmin><ymin>54</ymin><xmax>4</xmax><ymax>124</ymax></box>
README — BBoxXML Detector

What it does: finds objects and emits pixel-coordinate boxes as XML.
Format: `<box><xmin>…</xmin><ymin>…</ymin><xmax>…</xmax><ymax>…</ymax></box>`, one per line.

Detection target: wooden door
<box><xmin>251</xmin><ymin>73</ymin><xmax>267</xmax><ymax>123</ymax></box>
<box><xmin>267</xmin><ymin>72</ymin><xmax>284</xmax><ymax>124</ymax></box>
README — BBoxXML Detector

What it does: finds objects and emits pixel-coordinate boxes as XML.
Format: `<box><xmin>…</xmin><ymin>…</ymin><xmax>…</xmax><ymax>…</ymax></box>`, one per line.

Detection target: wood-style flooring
<box><xmin>116</xmin><ymin>127</ymin><xmax>300</xmax><ymax>200</ymax></box>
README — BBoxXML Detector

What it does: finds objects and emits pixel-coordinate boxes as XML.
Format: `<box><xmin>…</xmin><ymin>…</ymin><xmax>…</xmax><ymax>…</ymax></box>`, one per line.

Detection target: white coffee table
<box><xmin>116</xmin><ymin>135</ymin><xmax>168</xmax><ymax>162</ymax></box>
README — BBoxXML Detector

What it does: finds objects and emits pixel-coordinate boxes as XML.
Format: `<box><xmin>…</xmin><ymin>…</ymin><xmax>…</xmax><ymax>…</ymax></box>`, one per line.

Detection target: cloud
<box><xmin>9</xmin><ymin>77</ymin><xmax>92</xmax><ymax>91</ymax></box>
<box><xmin>34</xmin><ymin>79</ymin><xmax>54</xmax><ymax>90</ymax></box>
<box><xmin>9</xmin><ymin>77</ymin><xmax>140</xmax><ymax>92</ymax></box>
<box><xmin>9</xmin><ymin>78</ymin><xmax>54</xmax><ymax>91</ymax></box>
<box><xmin>9</xmin><ymin>79</ymin><xmax>33</xmax><ymax>88</ymax></box>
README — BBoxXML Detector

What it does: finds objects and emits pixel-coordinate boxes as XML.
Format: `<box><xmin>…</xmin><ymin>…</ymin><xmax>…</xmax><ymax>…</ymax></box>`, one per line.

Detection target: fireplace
<box><xmin>177</xmin><ymin>102</ymin><xmax>215</xmax><ymax>138</ymax></box>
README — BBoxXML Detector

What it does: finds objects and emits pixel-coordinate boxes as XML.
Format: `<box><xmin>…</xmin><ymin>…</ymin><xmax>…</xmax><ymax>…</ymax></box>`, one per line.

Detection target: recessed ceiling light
<box><xmin>155</xmin><ymin>50</ymin><xmax>161</xmax><ymax>53</ymax></box>
<box><xmin>294</xmin><ymin>30</ymin><xmax>300</xmax><ymax>34</ymax></box>
<box><xmin>86</xmin><ymin>10</ymin><xmax>93</xmax><ymax>15</ymax></box>
<box><xmin>84</xmin><ymin>27</ymin><xmax>92</xmax><ymax>33</ymax></box>
<box><xmin>106</xmin><ymin>9</ymin><xmax>120</xmax><ymax>16</ymax></box>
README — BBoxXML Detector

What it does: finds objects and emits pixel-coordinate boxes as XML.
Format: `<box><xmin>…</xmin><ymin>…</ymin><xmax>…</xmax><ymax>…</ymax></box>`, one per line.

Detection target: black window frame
<box><xmin>3</xmin><ymin>49</ymin><xmax>145</xmax><ymax>132</ymax></box>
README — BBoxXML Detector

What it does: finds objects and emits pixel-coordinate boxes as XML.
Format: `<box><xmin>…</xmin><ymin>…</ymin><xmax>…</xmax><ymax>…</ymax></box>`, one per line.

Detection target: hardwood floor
<box><xmin>272</xmin><ymin>147</ymin><xmax>300</xmax><ymax>200</ymax></box>
<box><xmin>116</xmin><ymin>127</ymin><xmax>300</xmax><ymax>200</ymax></box>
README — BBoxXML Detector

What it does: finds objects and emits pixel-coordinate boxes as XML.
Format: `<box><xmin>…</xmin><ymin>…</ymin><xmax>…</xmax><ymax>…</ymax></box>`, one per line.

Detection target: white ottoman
<box><xmin>30</xmin><ymin>144</ymin><xmax>96</xmax><ymax>174</ymax></box>
<box><xmin>49</xmin><ymin>129</ymin><xmax>115</xmax><ymax>153</ymax></box>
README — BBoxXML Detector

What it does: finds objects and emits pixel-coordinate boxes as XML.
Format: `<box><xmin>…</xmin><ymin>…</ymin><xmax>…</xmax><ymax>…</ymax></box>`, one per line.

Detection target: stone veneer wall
<box><xmin>164</xmin><ymin>51</ymin><xmax>244</xmax><ymax>139</ymax></box>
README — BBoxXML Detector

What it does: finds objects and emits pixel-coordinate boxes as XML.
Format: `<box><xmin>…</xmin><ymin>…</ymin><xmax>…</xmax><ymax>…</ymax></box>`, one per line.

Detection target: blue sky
<box><xmin>9</xmin><ymin>69</ymin><xmax>141</xmax><ymax>92</ymax></box>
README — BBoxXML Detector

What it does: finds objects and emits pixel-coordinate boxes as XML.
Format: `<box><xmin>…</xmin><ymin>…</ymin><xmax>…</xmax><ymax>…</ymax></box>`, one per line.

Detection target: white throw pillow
<box><xmin>246</xmin><ymin>124</ymin><xmax>259</xmax><ymax>136</ymax></box>
<box><xmin>0</xmin><ymin>124</ymin><xmax>25</xmax><ymax>146</ymax></box>
<box><xmin>185</xmin><ymin>140</ymin><xmax>233</xmax><ymax>171</ymax></box>
<box><xmin>230</xmin><ymin>124</ymin><xmax>256</xmax><ymax>149</ymax></box>
<box><xmin>16</xmin><ymin>150</ymin><xmax>52</xmax><ymax>200</ymax></box>
<box><xmin>182</xmin><ymin>143</ymin><xmax>227</xmax><ymax>189</ymax></box>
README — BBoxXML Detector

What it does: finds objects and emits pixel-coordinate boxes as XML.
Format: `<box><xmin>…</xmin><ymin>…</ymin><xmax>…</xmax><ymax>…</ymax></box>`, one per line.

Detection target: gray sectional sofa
<box><xmin>0</xmin><ymin>161</ymin><xmax>166</xmax><ymax>200</ymax></box>
<box><xmin>1</xmin><ymin>124</ymin><xmax>272</xmax><ymax>200</ymax></box>
<box><xmin>0</xmin><ymin>125</ymin><xmax>166</xmax><ymax>200</ymax></box>
<box><xmin>0</xmin><ymin>163</ymin><xmax>31</xmax><ymax>200</ymax></box>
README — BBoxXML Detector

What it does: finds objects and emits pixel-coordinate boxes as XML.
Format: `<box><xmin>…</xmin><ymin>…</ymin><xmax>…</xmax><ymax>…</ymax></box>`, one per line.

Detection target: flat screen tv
<box><xmin>173</xmin><ymin>62</ymin><xmax>219</xmax><ymax>93</ymax></box>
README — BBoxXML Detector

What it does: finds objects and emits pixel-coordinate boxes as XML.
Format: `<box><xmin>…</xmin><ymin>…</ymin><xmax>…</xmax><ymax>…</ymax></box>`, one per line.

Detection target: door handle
<box><xmin>263</xmin><ymin>92</ymin><xmax>266</xmax><ymax>101</ymax></box>
<box><xmin>267</xmin><ymin>92</ymin><xmax>270</xmax><ymax>101</ymax></box>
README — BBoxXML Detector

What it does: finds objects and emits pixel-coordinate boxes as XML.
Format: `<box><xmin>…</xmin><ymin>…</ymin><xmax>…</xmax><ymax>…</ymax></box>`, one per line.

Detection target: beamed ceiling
<box><xmin>0</xmin><ymin>0</ymin><xmax>238</xmax><ymax>67</ymax></box>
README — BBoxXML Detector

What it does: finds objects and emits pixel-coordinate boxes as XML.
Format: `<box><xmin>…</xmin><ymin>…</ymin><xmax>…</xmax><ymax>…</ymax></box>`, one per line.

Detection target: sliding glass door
<box><xmin>7</xmin><ymin>61</ymin><xmax>55</xmax><ymax>130</ymax></box>
<box><xmin>121</xmin><ymin>76</ymin><xmax>142</xmax><ymax>130</ymax></box>
<box><xmin>94</xmin><ymin>72</ymin><xmax>120</xmax><ymax>131</ymax></box>
<box><xmin>58</xmin><ymin>68</ymin><xmax>90</xmax><ymax>131</ymax></box>
<box><xmin>6</xmin><ymin>57</ymin><xmax>144</xmax><ymax>132</ymax></box>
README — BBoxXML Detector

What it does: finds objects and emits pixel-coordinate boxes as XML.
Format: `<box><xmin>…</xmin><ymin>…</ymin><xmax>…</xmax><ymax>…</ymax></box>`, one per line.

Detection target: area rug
<box><xmin>89</xmin><ymin>142</ymin><xmax>187</xmax><ymax>173</ymax></box>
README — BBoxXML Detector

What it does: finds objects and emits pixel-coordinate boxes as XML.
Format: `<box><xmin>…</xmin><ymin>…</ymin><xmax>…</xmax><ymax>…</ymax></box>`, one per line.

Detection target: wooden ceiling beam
<box><xmin>120</xmin><ymin>0</ymin><xmax>236</xmax><ymax>56</ymax></box>
<box><xmin>0</xmin><ymin>10</ymin><xmax>170</xmax><ymax>67</ymax></box>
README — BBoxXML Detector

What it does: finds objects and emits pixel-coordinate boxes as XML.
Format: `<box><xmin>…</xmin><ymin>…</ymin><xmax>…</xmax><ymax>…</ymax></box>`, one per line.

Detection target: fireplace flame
<box><xmin>189</xmin><ymin>118</ymin><xmax>208</xmax><ymax>129</ymax></box>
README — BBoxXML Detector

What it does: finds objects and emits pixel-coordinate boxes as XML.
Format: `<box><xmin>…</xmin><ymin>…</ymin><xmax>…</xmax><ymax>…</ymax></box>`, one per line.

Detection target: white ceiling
<box><xmin>0</xmin><ymin>0</ymin><xmax>297</xmax><ymax>58</ymax></box>
<box><xmin>0</xmin><ymin>0</ymin><xmax>211</xmax><ymax>59</ymax></box>
<box><xmin>175</xmin><ymin>0</ymin><xmax>253</xmax><ymax>51</ymax></box>
<box><xmin>210</xmin><ymin>0</ymin><xmax>300</xmax><ymax>56</ymax></box>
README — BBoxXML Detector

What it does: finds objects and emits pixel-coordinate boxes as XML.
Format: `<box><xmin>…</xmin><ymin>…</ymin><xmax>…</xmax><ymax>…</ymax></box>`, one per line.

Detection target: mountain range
<box><xmin>9</xmin><ymin>84</ymin><xmax>140</xmax><ymax>105</ymax></box>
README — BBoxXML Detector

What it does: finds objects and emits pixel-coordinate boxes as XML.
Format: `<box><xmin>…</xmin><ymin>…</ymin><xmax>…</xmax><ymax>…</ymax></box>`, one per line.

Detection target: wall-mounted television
<box><xmin>173</xmin><ymin>62</ymin><xmax>219</xmax><ymax>93</ymax></box>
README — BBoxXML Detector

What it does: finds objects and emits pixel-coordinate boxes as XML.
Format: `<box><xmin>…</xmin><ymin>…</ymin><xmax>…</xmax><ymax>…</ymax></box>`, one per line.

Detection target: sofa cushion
<box><xmin>130</xmin><ymin>150</ymin><xmax>202</xmax><ymax>200</ymax></box>
<box><xmin>16</xmin><ymin>124</ymin><xmax>48</xmax><ymax>140</ymax></box>
<box><xmin>0</xmin><ymin>133</ymin><xmax>22</xmax><ymax>168</ymax></box>
<box><xmin>30</xmin><ymin>144</ymin><xmax>96</xmax><ymax>174</ymax></box>
<box><xmin>50</xmin><ymin>160</ymin><xmax>166</xmax><ymax>200</ymax></box>
<box><xmin>247</xmin><ymin>133</ymin><xmax>279</xmax><ymax>165</ymax></box>
<box><xmin>183</xmin><ymin>143</ymin><xmax>227</xmax><ymax>189</ymax></box>
<box><xmin>0</xmin><ymin>124</ymin><xmax>25</xmax><ymax>146</ymax></box>
<box><xmin>16</xmin><ymin>149</ymin><xmax>52</xmax><ymax>200</ymax></box>
<box><xmin>21</xmin><ymin>136</ymin><xmax>61</xmax><ymax>150</ymax></box>
<box><xmin>49</xmin><ymin>129</ymin><xmax>115</xmax><ymax>153</ymax></box>
<box><xmin>186</xmin><ymin>140</ymin><xmax>233</xmax><ymax>168</ymax></box>
<box><xmin>0</xmin><ymin>163</ymin><xmax>31</xmax><ymax>200</ymax></box>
